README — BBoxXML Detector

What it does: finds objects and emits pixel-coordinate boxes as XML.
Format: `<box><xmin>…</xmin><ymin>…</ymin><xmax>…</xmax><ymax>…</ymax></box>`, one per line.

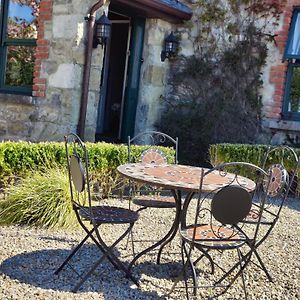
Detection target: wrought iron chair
<box><xmin>54</xmin><ymin>133</ymin><xmax>139</xmax><ymax>292</ymax></box>
<box><xmin>171</xmin><ymin>162</ymin><xmax>270</xmax><ymax>299</ymax></box>
<box><xmin>127</xmin><ymin>130</ymin><xmax>178</xmax><ymax>261</ymax></box>
<box><xmin>128</xmin><ymin>130</ymin><xmax>178</xmax><ymax>209</ymax></box>
<box><xmin>242</xmin><ymin>145</ymin><xmax>300</xmax><ymax>282</ymax></box>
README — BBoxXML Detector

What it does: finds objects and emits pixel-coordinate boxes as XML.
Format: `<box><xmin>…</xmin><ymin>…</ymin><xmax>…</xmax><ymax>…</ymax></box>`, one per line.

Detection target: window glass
<box><xmin>286</xmin><ymin>13</ymin><xmax>300</xmax><ymax>57</ymax></box>
<box><xmin>7</xmin><ymin>0</ymin><xmax>39</xmax><ymax>39</ymax></box>
<box><xmin>288</xmin><ymin>66</ymin><xmax>300</xmax><ymax>113</ymax></box>
<box><xmin>5</xmin><ymin>45</ymin><xmax>35</xmax><ymax>87</ymax></box>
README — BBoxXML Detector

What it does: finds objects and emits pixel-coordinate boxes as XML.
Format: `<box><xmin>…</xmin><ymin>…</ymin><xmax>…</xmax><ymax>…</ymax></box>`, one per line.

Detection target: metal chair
<box><xmin>126</xmin><ymin>131</ymin><xmax>178</xmax><ymax>262</ymax></box>
<box><xmin>54</xmin><ymin>133</ymin><xmax>139</xmax><ymax>292</ymax></box>
<box><xmin>128</xmin><ymin>130</ymin><xmax>178</xmax><ymax>209</ymax></box>
<box><xmin>242</xmin><ymin>145</ymin><xmax>300</xmax><ymax>282</ymax></box>
<box><xmin>171</xmin><ymin>162</ymin><xmax>271</xmax><ymax>299</ymax></box>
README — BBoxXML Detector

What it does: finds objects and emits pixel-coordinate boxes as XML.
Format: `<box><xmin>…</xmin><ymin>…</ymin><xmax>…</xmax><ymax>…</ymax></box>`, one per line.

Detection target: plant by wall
<box><xmin>159</xmin><ymin>0</ymin><xmax>283</xmax><ymax>165</ymax></box>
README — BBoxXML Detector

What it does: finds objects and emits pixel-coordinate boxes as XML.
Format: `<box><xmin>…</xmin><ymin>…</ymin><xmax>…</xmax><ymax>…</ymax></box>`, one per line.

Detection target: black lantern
<box><xmin>161</xmin><ymin>32</ymin><xmax>179</xmax><ymax>62</ymax></box>
<box><xmin>93</xmin><ymin>12</ymin><xmax>112</xmax><ymax>48</ymax></box>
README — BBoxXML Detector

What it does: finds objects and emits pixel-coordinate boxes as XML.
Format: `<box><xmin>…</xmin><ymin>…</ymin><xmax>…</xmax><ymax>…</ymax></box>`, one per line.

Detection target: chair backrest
<box><xmin>260</xmin><ymin>145</ymin><xmax>300</xmax><ymax>217</ymax></box>
<box><xmin>127</xmin><ymin>131</ymin><xmax>178</xmax><ymax>164</ymax></box>
<box><xmin>64</xmin><ymin>133</ymin><xmax>92</xmax><ymax>210</ymax></box>
<box><xmin>181</xmin><ymin>162</ymin><xmax>271</xmax><ymax>245</ymax></box>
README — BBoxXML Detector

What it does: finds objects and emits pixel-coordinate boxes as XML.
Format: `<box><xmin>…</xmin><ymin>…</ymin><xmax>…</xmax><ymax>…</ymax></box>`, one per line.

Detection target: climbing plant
<box><xmin>159</xmin><ymin>0</ymin><xmax>284</xmax><ymax>165</ymax></box>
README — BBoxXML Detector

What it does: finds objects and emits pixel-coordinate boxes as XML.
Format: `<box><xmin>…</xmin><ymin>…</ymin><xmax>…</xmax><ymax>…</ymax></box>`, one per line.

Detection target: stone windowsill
<box><xmin>0</xmin><ymin>93</ymin><xmax>35</xmax><ymax>105</ymax></box>
<box><xmin>263</xmin><ymin>119</ymin><xmax>300</xmax><ymax>132</ymax></box>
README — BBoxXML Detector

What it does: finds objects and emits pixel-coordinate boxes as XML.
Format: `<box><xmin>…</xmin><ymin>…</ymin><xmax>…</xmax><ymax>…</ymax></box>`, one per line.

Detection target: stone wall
<box><xmin>161</xmin><ymin>0</ymin><xmax>300</xmax><ymax>145</ymax></box>
<box><xmin>261</xmin><ymin>1</ymin><xmax>300</xmax><ymax>144</ymax></box>
<box><xmin>0</xmin><ymin>0</ymin><xmax>108</xmax><ymax>142</ymax></box>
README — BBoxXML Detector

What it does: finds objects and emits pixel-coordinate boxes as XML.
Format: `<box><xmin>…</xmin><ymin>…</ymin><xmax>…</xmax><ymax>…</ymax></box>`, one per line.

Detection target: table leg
<box><xmin>156</xmin><ymin>191</ymin><xmax>194</xmax><ymax>264</ymax></box>
<box><xmin>128</xmin><ymin>189</ymin><xmax>182</xmax><ymax>271</ymax></box>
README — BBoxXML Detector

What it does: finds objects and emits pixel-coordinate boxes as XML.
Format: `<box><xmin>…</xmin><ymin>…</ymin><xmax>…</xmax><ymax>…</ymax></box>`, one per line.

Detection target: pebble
<box><xmin>0</xmin><ymin>197</ymin><xmax>299</xmax><ymax>299</ymax></box>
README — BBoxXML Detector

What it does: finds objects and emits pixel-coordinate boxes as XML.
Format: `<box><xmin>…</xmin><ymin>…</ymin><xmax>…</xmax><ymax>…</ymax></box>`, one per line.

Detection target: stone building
<box><xmin>0</xmin><ymin>0</ymin><xmax>299</xmax><ymax>144</ymax></box>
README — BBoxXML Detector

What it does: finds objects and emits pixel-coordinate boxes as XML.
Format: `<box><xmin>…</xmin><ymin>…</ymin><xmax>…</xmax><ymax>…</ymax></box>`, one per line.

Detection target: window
<box><xmin>282</xmin><ymin>9</ymin><xmax>300</xmax><ymax>120</ymax></box>
<box><xmin>0</xmin><ymin>0</ymin><xmax>39</xmax><ymax>95</ymax></box>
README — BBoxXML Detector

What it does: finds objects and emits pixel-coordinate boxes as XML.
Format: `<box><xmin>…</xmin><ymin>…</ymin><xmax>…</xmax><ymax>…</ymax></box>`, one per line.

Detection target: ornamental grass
<box><xmin>0</xmin><ymin>168</ymin><xmax>76</xmax><ymax>228</ymax></box>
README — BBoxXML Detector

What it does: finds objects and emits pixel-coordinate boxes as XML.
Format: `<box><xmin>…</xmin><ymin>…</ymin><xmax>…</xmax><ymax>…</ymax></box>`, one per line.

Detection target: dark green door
<box><xmin>121</xmin><ymin>17</ymin><xmax>145</xmax><ymax>141</ymax></box>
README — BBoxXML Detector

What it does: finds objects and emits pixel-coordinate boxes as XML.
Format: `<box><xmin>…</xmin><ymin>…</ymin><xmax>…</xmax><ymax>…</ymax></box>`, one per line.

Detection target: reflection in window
<box><xmin>7</xmin><ymin>0</ymin><xmax>39</xmax><ymax>39</ymax></box>
<box><xmin>0</xmin><ymin>0</ymin><xmax>40</xmax><ymax>94</ymax></box>
<box><xmin>5</xmin><ymin>45</ymin><xmax>35</xmax><ymax>87</ymax></box>
<box><xmin>283</xmin><ymin>9</ymin><xmax>300</xmax><ymax>120</ymax></box>
<box><xmin>285</xmin><ymin>11</ymin><xmax>300</xmax><ymax>58</ymax></box>
<box><xmin>288</xmin><ymin>66</ymin><xmax>300</xmax><ymax>113</ymax></box>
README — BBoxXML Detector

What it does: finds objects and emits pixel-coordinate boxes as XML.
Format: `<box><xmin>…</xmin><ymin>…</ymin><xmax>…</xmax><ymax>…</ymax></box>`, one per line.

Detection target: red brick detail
<box><xmin>267</xmin><ymin>2</ymin><xmax>300</xmax><ymax>120</ymax></box>
<box><xmin>32</xmin><ymin>0</ymin><xmax>53</xmax><ymax>98</ymax></box>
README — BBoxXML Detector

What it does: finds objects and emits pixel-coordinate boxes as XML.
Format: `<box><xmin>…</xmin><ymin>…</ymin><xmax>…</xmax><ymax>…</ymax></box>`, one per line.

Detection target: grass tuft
<box><xmin>0</xmin><ymin>168</ymin><xmax>77</xmax><ymax>228</ymax></box>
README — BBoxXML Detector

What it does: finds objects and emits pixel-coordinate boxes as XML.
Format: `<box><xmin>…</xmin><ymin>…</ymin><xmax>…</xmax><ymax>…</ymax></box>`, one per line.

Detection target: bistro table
<box><xmin>117</xmin><ymin>163</ymin><xmax>256</xmax><ymax>269</ymax></box>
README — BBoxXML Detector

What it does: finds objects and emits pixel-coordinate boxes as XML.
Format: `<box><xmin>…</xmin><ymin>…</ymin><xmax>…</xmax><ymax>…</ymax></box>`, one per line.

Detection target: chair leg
<box><xmin>193</xmin><ymin>248</ymin><xmax>215</xmax><ymax>275</ymax></box>
<box><xmin>183</xmin><ymin>242</ymin><xmax>197</xmax><ymax>298</ymax></box>
<box><xmin>72</xmin><ymin>223</ymin><xmax>139</xmax><ymax>292</ymax></box>
<box><xmin>237</xmin><ymin>249</ymin><xmax>248</xmax><ymax>300</ymax></box>
<box><xmin>252</xmin><ymin>248</ymin><xmax>273</xmax><ymax>282</ymax></box>
<box><xmin>215</xmin><ymin>249</ymin><xmax>252</xmax><ymax>298</ymax></box>
<box><xmin>181</xmin><ymin>242</ymin><xmax>190</xmax><ymax>300</ymax></box>
<box><xmin>54</xmin><ymin>229</ymin><xmax>93</xmax><ymax>275</ymax></box>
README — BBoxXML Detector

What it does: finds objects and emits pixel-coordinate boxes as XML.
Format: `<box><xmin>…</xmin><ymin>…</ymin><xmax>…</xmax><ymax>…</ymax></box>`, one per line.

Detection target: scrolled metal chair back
<box><xmin>128</xmin><ymin>130</ymin><xmax>178</xmax><ymax>164</ymax></box>
<box><xmin>182</xmin><ymin>162</ymin><xmax>271</xmax><ymax>247</ymax></box>
<box><xmin>64</xmin><ymin>133</ymin><xmax>92</xmax><ymax>211</ymax></box>
<box><xmin>260</xmin><ymin>145</ymin><xmax>300</xmax><ymax>216</ymax></box>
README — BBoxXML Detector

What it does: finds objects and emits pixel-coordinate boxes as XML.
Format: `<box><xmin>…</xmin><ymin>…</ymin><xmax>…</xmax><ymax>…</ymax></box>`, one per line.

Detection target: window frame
<box><xmin>282</xmin><ymin>60</ymin><xmax>300</xmax><ymax>120</ymax></box>
<box><xmin>0</xmin><ymin>0</ymin><xmax>37</xmax><ymax>95</ymax></box>
<box><xmin>283</xmin><ymin>8</ymin><xmax>300</xmax><ymax>60</ymax></box>
<box><xmin>282</xmin><ymin>8</ymin><xmax>300</xmax><ymax>121</ymax></box>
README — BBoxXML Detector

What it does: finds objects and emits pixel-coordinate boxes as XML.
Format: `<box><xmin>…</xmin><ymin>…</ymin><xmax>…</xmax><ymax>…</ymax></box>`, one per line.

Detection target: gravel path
<box><xmin>0</xmin><ymin>197</ymin><xmax>299</xmax><ymax>300</ymax></box>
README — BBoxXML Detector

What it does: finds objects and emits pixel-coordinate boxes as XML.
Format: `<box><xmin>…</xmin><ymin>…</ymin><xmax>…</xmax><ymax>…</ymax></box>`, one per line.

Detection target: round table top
<box><xmin>117</xmin><ymin>163</ymin><xmax>256</xmax><ymax>192</ymax></box>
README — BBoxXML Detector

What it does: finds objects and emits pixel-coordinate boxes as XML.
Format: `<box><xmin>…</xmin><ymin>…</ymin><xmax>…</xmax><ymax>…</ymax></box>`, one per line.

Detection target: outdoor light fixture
<box><xmin>93</xmin><ymin>12</ymin><xmax>112</xmax><ymax>48</ymax></box>
<box><xmin>161</xmin><ymin>32</ymin><xmax>179</xmax><ymax>62</ymax></box>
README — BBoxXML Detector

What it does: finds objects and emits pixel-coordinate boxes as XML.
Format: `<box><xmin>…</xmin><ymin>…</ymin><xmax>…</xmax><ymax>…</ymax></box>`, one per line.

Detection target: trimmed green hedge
<box><xmin>209</xmin><ymin>143</ymin><xmax>300</xmax><ymax>192</ymax></box>
<box><xmin>0</xmin><ymin>141</ymin><xmax>175</xmax><ymax>180</ymax></box>
<box><xmin>209</xmin><ymin>143</ymin><xmax>300</xmax><ymax>171</ymax></box>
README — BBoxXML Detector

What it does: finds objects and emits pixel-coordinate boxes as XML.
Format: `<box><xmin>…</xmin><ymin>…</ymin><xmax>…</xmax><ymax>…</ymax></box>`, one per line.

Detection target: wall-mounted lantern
<box><xmin>161</xmin><ymin>32</ymin><xmax>179</xmax><ymax>62</ymax></box>
<box><xmin>93</xmin><ymin>12</ymin><xmax>112</xmax><ymax>48</ymax></box>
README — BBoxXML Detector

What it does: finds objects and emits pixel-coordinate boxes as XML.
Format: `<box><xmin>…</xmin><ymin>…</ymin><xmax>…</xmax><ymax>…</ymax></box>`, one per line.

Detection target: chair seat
<box><xmin>180</xmin><ymin>224</ymin><xmax>247</xmax><ymax>249</ymax></box>
<box><xmin>132</xmin><ymin>194</ymin><xmax>176</xmax><ymax>208</ymax></box>
<box><xmin>79</xmin><ymin>205</ymin><xmax>139</xmax><ymax>224</ymax></box>
<box><xmin>242</xmin><ymin>209</ymin><xmax>271</xmax><ymax>225</ymax></box>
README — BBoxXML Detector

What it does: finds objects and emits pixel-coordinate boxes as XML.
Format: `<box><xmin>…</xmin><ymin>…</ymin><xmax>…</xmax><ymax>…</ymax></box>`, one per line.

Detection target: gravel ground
<box><xmin>0</xmin><ymin>197</ymin><xmax>299</xmax><ymax>300</ymax></box>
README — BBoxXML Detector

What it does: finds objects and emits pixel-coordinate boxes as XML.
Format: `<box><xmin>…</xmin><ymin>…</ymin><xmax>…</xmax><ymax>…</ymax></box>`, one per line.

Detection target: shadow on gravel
<box><xmin>283</xmin><ymin>197</ymin><xmax>300</xmax><ymax>211</ymax></box>
<box><xmin>0</xmin><ymin>244</ymin><xmax>167</xmax><ymax>299</ymax></box>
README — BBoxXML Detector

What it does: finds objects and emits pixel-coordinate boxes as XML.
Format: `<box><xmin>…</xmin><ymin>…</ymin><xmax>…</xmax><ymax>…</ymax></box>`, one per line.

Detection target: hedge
<box><xmin>209</xmin><ymin>143</ymin><xmax>300</xmax><ymax>169</ymax></box>
<box><xmin>0</xmin><ymin>141</ymin><xmax>175</xmax><ymax>180</ymax></box>
<box><xmin>209</xmin><ymin>143</ymin><xmax>300</xmax><ymax>196</ymax></box>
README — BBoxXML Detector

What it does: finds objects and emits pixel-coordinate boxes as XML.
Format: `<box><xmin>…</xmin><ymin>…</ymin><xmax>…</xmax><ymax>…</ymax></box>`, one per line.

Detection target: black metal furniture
<box><xmin>54</xmin><ymin>133</ymin><xmax>139</xmax><ymax>292</ymax></box>
<box><xmin>243</xmin><ymin>145</ymin><xmax>300</xmax><ymax>282</ymax></box>
<box><xmin>128</xmin><ymin>130</ymin><xmax>178</xmax><ymax>209</ymax></box>
<box><xmin>117</xmin><ymin>162</ymin><xmax>256</xmax><ymax>274</ymax></box>
<box><xmin>173</xmin><ymin>162</ymin><xmax>271</xmax><ymax>299</ymax></box>
<box><xmin>126</xmin><ymin>131</ymin><xmax>178</xmax><ymax>260</ymax></box>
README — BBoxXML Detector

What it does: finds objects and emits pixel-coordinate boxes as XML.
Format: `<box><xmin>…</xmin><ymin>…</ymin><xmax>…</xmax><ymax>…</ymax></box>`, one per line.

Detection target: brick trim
<box><xmin>32</xmin><ymin>0</ymin><xmax>53</xmax><ymax>97</ymax></box>
<box><xmin>266</xmin><ymin>1</ymin><xmax>300</xmax><ymax>119</ymax></box>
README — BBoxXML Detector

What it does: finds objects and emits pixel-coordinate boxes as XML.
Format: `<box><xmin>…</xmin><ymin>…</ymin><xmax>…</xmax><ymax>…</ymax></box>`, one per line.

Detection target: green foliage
<box><xmin>0</xmin><ymin>141</ymin><xmax>175</xmax><ymax>228</ymax></box>
<box><xmin>0</xmin><ymin>141</ymin><xmax>175</xmax><ymax>181</ymax></box>
<box><xmin>209</xmin><ymin>143</ymin><xmax>300</xmax><ymax>195</ymax></box>
<box><xmin>158</xmin><ymin>0</ymin><xmax>282</xmax><ymax>165</ymax></box>
<box><xmin>0</xmin><ymin>168</ymin><xmax>75</xmax><ymax>228</ymax></box>
<box><xmin>209</xmin><ymin>143</ymin><xmax>300</xmax><ymax>172</ymax></box>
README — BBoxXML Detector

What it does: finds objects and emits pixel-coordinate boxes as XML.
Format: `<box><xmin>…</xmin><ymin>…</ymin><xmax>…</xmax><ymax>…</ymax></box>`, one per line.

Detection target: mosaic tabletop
<box><xmin>117</xmin><ymin>163</ymin><xmax>256</xmax><ymax>192</ymax></box>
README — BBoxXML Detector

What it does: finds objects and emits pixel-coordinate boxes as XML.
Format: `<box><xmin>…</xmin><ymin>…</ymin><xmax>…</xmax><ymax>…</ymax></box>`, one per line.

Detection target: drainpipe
<box><xmin>78</xmin><ymin>0</ymin><xmax>107</xmax><ymax>140</ymax></box>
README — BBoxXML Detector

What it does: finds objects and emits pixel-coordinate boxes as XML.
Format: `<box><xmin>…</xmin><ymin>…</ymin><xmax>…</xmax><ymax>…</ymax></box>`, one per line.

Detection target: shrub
<box><xmin>0</xmin><ymin>141</ymin><xmax>175</xmax><ymax>228</ymax></box>
<box><xmin>0</xmin><ymin>167</ymin><xmax>76</xmax><ymax>228</ymax></box>
<box><xmin>209</xmin><ymin>143</ymin><xmax>300</xmax><ymax>196</ymax></box>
